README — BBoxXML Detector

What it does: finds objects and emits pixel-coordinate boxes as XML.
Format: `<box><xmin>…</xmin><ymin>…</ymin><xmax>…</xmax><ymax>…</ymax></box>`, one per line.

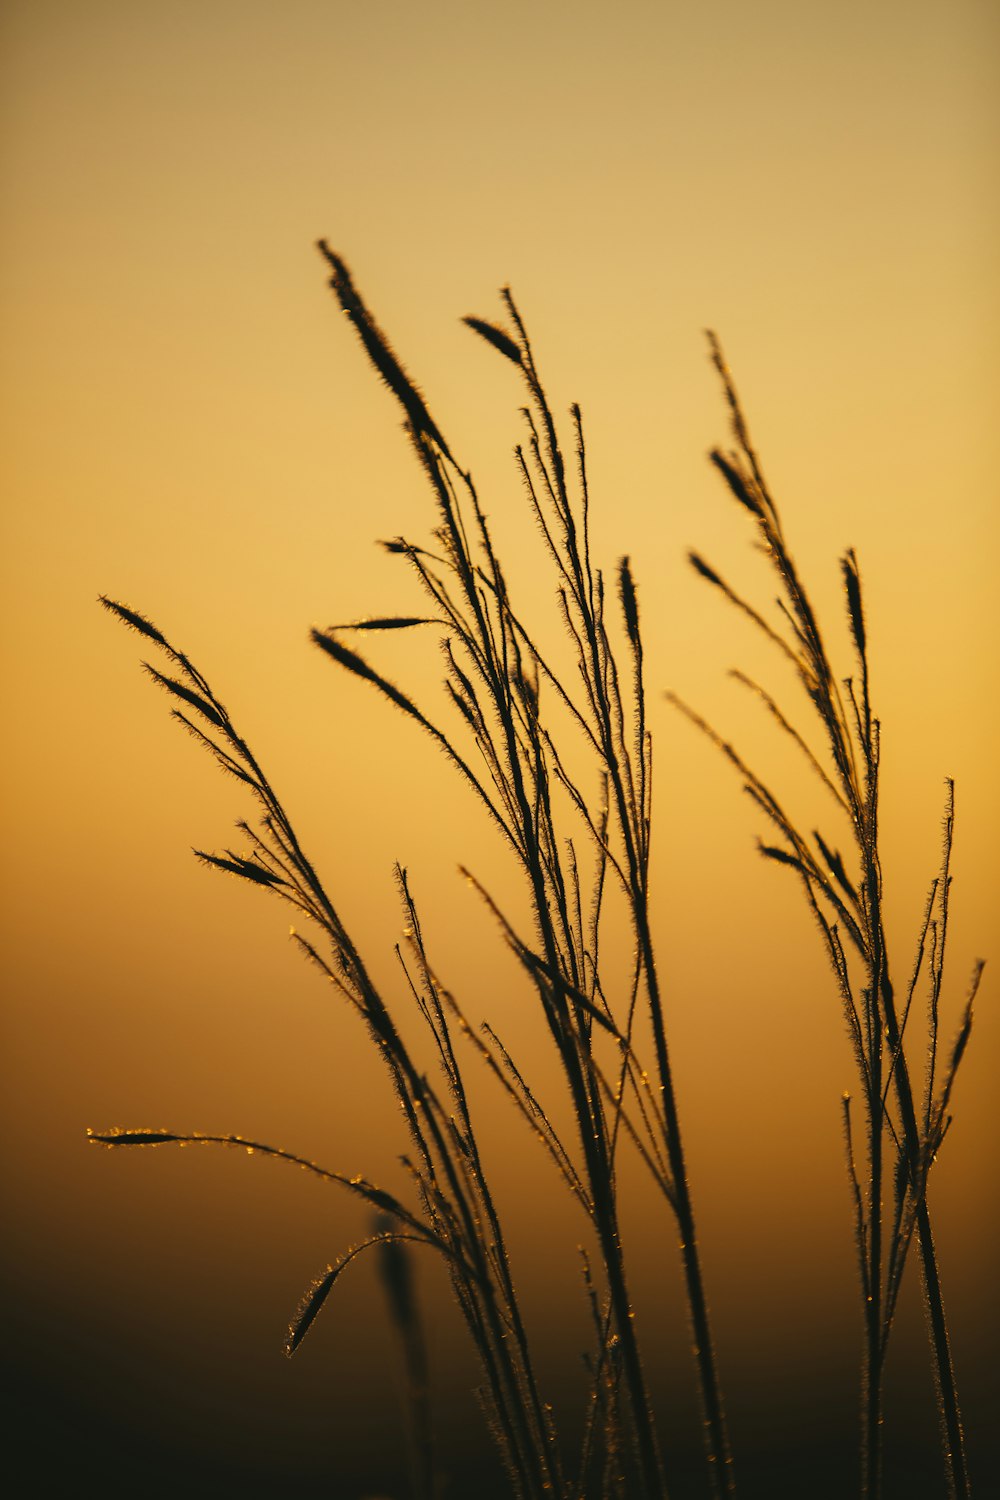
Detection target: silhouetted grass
<box><xmin>672</xmin><ymin>334</ymin><xmax>982</xmax><ymax>1500</ymax></box>
<box><xmin>91</xmin><ymin>251</ymin><xmax>981</xmax><ymax>1499</ymax></box>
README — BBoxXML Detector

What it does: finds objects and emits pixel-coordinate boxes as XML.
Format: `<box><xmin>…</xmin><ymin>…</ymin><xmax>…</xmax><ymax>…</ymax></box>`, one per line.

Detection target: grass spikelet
<box><xmin>143</xmin><ymin>665</ymin><xmax>227</xmax><ymax>729</ymax></box>
<box><xmin>316</xmin><ymin>240</ymin><xmax>453</xmax><ymax>462</ymax></box>
<box><xmin>841</xmin><ymin>548</ymin><xmax>867</xmax><ymax>661</ymax></box>
<box><xmin>707</xmin><ymin>450</ymin><xmax>762</xmax><ymax>517</ymax></box>
<box><xmin>285</xmin><ymin>1251</ymin><xmax>368</xmax><ymax>1357</ymax></box>
<box><xmin>757</xmin><ymin>842</ymin><xmax>804</xmax><ymax>871</ymax></box>
<box><xmin>618</xmin><ymin>556</ymin><xmax>640</xmax><ymax>650</ymax></box>
<box><xmin>813</xmin><ymin>831</ymin><xmax>858</xmax><ymax>904</ymax></box>
<box><xmin>462</xmin><ymin>315</ymin><xmax>523</xmax><ymax>366</ymax></box>
<box><xmin>98</xmin><ymin>596</ymin><xmax>168</xmax><ymax>647</ymax></box>
<box><xmin>688</xmin><ymin>551</ymin><xmax>724</xmax><ymax>588</ymax></box>
<box><xmin>87</xmin><ymin>1128</ymin><xmax>185</xmax><ymax>1146</ymax></box>
<box><xmin>328</xmin><ymin>616</ymin><xmax>441</xmax><ymax>631</ymax></box>
<box><xmin>194</xmin><ymin>850</ymin><xmax>288</xmax><ymax>887</ymax></box>
<box><xmin>286</xmin><ymin>1264</ymin><xmax>339</xmax><ymax>1356</ymax></box>
<box><xmin>310</xmin><ymin>630</ymin><xmax>418</xmax><ymax>716</ymax></box>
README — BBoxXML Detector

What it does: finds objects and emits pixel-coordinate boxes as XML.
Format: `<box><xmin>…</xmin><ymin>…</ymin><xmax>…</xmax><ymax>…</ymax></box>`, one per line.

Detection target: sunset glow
<box><xmin>2</xmin><ymin>3</ymin><xmax>997</xmax><ymax>1496</ymax></box>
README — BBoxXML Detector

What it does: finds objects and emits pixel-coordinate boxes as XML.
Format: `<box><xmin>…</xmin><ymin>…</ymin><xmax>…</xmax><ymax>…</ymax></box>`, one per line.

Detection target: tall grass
<box><xmin>92</xmin><ymin>247</ymin><xmax>734</xmax><ymax>1500</ymax></box>
<box><xmin>91</xmin><ymin>250</ymin><xmax>979</xmax><ymax>1498</ymax></box>
<box><xmin>670</xmin><ymin>335</ymin><xmax>982</xmax><ymax>1500</ymax></box>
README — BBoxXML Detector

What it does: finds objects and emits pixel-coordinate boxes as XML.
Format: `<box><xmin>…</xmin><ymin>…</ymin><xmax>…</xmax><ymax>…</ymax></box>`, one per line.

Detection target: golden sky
<box><xmin>2</xmin><ymin>2</ymin><xmax>997</xmax><ymax>1495</ymax></box>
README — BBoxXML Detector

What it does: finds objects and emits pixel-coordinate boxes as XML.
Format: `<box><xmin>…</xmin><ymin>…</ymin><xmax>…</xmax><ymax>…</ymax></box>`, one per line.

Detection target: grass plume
<box><xmin>92</xmin><ymin>254</ymin><xmax>983</xmax><ymax>1499</ymax></box>
<box><xmin>673</xmin><ymin>332</ymin><xmax>984</xmax><ymax>1500</ymax></box>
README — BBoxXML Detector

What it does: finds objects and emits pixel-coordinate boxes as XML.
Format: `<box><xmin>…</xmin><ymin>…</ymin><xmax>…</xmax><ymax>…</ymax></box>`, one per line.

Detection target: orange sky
<box><xmin>2</xmin><ymin>2</ymin><xmax>997</xmax><ymax>1495</ymax></box>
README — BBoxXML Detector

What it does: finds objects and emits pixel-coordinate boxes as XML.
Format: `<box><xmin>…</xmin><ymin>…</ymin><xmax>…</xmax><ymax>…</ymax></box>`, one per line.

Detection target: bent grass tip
<box><xmin>462</xmin><ymin>315</ymin><xmax>523</xmax><ymax>367</ymax></box>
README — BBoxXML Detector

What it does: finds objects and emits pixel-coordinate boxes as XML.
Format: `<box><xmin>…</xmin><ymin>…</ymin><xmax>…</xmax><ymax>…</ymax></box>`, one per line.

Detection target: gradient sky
<box><xmin>2</xmin><ymin>2</ymin><xmax>997</xmax><ymax>1495</ymax></box>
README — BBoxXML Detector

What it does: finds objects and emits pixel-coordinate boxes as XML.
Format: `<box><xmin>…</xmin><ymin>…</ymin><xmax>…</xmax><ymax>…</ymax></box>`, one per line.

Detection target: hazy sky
<box><xmin>2</xmin><ymin>2</ymin><xmax>997</xmax><ymax>1494</ymax></box>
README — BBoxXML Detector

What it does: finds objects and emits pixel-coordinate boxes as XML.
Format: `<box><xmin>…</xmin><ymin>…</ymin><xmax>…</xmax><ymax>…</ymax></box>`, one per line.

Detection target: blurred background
<box><xmin>2</xmin><ymin>1</ymin><xmax>997</xmax><ymax>1495</ymax></box>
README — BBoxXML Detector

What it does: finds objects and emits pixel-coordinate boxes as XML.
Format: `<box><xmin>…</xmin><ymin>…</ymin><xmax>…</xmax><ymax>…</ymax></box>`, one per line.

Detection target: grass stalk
<box><xmin>93</xmin><ymin>249</ymin><xmax>744</xmax><ymax>1498</ymax></box>
<box><xmin>312</xmin><ymin>247</ymin><xmax>739</xmax><ymax>1497</ymax></box>
<box><xmin>676</xmin><ymin>334</ymin><xmax>981</xmax><ymax>1499</ymax></box>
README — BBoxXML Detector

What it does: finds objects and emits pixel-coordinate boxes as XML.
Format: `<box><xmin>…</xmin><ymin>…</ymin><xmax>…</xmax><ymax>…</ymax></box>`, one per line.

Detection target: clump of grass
<box><xmin>91</xmin><ymin>250</ymin><xmax>981</xmax><ymax>1499</ymax></box>
<box><xmin>314</xmin><ymin>239</ymin><xmax>735</xmax><ymax>1498</ymax></box>
<box><xmin>90</xmin><ymin>603</ymin><xmax>564</xmax><ymax>1499</ymax></box>
<box><xmin>92</xmin><ymin>247</ymin><xmax>736</xmax><ymax>1500</ymax></box>
<box><xmin>671</xmin><ymin>334</ymin><xmax>983</xmax><ymax>1500</ymax></box>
